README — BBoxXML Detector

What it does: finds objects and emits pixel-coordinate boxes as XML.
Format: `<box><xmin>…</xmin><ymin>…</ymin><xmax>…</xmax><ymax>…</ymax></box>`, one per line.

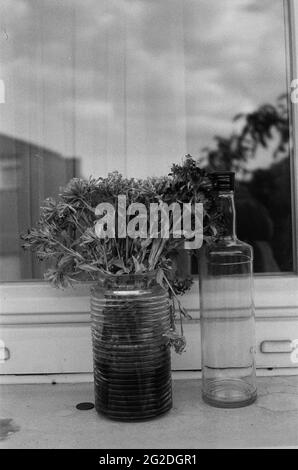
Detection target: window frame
<box><xmin>0</xmin><ymin>0</ymin><xmax>298</xmax><ymax>375</ymax></box>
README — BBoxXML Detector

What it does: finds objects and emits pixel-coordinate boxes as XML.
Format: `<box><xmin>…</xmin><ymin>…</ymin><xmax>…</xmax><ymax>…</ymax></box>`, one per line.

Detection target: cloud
<box><xmin>67</xmin><ymin>99</ymin><xmax>114</xmax><ymax>119</ymax></box>
<box><xmin>0</xmin><ymin>0</ymin><xmax>288</xmax><ymax>177</ymax></box>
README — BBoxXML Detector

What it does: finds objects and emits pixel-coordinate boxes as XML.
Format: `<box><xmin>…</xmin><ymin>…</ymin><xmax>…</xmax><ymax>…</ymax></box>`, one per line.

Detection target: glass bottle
<box><xmin>199</xmin><ymin>171</ymin><xmax>257</xmax><ymax>408</ymax></box>
<box><xmin>90</xmin><ymin>271</ymin><xmax>172</xmax><ymax>420</ymax></box>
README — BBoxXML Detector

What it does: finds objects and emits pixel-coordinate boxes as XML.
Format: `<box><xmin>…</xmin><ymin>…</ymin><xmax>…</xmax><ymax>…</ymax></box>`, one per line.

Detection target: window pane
<box><xmin>0</xmin><ymin>0</ymin><xmax>293</xmax><ymax>280</ymax></box>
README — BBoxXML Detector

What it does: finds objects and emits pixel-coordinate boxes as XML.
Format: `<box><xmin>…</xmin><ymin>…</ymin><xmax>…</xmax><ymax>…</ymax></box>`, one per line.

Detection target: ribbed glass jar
<box><xmin>90</xmin><ymin>271</ymin><xmax>172</xmax><ymax>421</ymax></box>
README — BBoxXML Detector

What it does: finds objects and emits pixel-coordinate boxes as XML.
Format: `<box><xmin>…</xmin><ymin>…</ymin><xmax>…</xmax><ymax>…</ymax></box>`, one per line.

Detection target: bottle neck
<box><xmin>217</xmin><ymin>191</ymin><xmax>236</xmax><ymax>240</ymax></box>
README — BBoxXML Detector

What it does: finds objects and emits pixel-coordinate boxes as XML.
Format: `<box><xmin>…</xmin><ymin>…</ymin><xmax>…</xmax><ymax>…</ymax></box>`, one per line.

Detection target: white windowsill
<box><xmin>1</xmin><ymin>276</ymin><xmax>298</xmax><ymax>320</ymax></box>
<box><xmin>1</xmin><ymin>375</ymin><xmax>298</xmax><ymax>449</ymax></box>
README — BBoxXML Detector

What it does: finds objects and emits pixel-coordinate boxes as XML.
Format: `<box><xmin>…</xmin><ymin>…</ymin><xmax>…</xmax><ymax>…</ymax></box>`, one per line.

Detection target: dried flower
<box><xmin>21</xmin><ymin>158</ymin><xmax>217</xmax><ymax>351</ymax></box>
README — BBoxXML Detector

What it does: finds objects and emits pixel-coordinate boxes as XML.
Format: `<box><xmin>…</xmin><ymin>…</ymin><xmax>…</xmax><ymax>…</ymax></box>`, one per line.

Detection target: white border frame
<box><xmin>0</xmin><ymin>0</ymin><xmax>298</xmax><ymax>377</ymax></box>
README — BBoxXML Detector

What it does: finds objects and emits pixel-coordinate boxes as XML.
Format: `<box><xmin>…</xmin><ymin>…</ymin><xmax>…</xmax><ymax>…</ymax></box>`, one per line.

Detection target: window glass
<box><xmin>0</xmin><ymin>0</ymin><xmax>292</xmax><ymax>280</ymax></box>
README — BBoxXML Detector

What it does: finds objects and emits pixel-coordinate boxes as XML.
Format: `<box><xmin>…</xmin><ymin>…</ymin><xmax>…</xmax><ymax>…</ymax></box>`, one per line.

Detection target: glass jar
<box><xmin>90</xmin><ymin>271</ymin><xmax>172</xmax><ymax>420</ymax></box>
<box><xmin>199</xmin><ymin>172</ymin><xmax>257</xmax><ymax>408</ymax></box>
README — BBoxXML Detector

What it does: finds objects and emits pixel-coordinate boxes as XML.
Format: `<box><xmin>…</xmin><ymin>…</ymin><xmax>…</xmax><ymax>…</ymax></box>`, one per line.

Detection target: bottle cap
<box><xmin>210</xmin><ymin>171</ymin><xmax>235</xmax><ymax>191</ymax></box>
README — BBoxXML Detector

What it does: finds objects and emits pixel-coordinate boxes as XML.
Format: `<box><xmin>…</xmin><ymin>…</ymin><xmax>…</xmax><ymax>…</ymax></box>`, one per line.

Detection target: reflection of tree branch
<box><xmin>203</xmin><ymin>94</ymin><xmax>289</xmax><ymax>172</ymax></box>
<box><xmin>199</xmin><ymin>93</ymin><xmax>291</xmax><ymax>273</ymax></box>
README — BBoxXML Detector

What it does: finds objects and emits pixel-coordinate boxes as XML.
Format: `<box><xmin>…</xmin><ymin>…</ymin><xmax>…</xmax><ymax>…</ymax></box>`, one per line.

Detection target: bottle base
<box><xmin>202</xmin><ymin>379</ymin><xmax>257</xmax><ymax>408</ymax></box>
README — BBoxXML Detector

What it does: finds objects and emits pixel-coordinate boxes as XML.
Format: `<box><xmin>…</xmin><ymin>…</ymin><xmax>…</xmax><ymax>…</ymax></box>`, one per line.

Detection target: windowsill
<box><xmin>1</xmin><ymin>376</ymin><xmax>298</xmax><ymax>449</ymax></box>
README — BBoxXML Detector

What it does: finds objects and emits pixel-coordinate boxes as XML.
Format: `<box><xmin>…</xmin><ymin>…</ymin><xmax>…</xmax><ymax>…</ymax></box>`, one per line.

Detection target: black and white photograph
<box><xmin>0</xmin><ymin>0</ymin><xmax>297</xmax><ymax>452</ymax></box>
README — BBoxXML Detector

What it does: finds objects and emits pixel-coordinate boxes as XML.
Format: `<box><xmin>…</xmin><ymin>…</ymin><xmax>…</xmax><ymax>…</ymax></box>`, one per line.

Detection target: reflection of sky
<box><xmin>0</xmin><ymin>0</ymin><xmax>287</xmax><ymax>178</ymax></box>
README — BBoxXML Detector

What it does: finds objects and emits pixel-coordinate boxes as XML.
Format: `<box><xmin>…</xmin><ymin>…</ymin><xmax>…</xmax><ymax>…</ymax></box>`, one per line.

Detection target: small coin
<box><xmin>76</xmin><ymin>402</ymin><xmax>95</xmax><ymax>411</ymax></box>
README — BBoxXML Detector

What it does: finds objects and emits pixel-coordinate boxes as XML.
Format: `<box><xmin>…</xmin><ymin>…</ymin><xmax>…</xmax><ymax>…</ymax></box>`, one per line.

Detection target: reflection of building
<box><xmin>0</xmin><ymin>133</ymin><xmax>79</xmax><ymax>280</ymax></box>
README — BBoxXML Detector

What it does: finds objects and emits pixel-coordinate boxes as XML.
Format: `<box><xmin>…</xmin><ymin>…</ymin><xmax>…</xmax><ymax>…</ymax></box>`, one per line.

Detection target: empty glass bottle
<box><xmin>199</xmin><ymin>171</ymin><xmax>257</xmax><ymax>408</ymax></box>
